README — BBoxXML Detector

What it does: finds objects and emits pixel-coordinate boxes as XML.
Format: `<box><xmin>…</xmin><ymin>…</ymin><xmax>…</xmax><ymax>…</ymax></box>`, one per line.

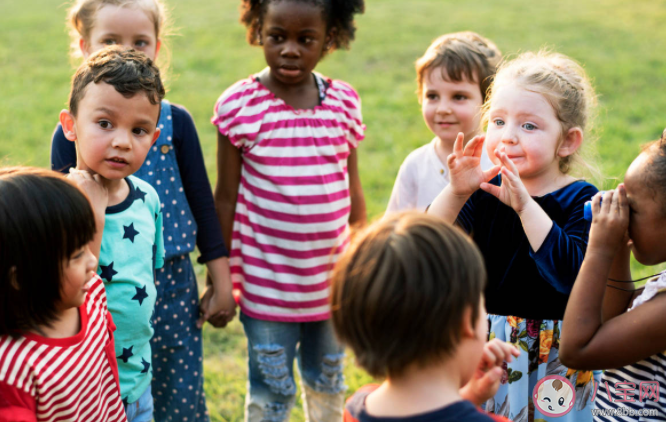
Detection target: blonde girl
<box><xmin>428</xmin><ymin>51</ymin><xmax>599</xmax><ymax>421</ymax></box>
<box><xmin>50</xmin><ymin>1</ymin><xmax>233</xmax><ymax>421</ymax></box>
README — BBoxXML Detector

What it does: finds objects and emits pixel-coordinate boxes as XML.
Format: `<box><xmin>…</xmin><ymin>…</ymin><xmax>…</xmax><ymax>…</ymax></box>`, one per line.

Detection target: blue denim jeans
<box><xmin>240</xmin><ymin>312</ymin><xmax>346</xmax><ymax>422</ymax></box>
<box><xmin>125</xmin><ymin>385</ymin><xmax>154</xmax><ymax>422</ymax></box>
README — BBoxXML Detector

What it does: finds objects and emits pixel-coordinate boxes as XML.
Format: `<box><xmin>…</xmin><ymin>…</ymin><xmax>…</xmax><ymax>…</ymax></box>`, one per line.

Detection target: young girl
<box><xmin>212</xmin><ymin>0</ymin><xmax>365</xmax><ymax>420</ymax></box>
<box><xmin>49</xmin><ymin>1</ymin><xmax>234</xmax><ymax>421</ymax></box>
<box><xmin>561</xmin><ymin>129</ymin><xmax>666</xmax><ymax>419</ymax></box>
<box><xmin>0</xmin><ymin>167</ymin><xmax>126</xmax><ymax>422</ymax></box>
<box><xmin>428</xmin><ymin>51</ymin><xmax>600</xmax><ymax>421</ymax></box>
<box><xmin>386</xmin><ymin>31</ymin><xmax>501</xmax><ymax>213</ymax></box>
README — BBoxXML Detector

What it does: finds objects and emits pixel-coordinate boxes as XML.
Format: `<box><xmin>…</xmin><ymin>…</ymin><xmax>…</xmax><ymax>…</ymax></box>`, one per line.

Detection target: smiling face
<box><xmin>58</xmin><ymin>243</ymin><xmax>97</xmax><ymax>311</ymax></box>
<box><xmin>64</xmin><ymin>81</ymin><xmax>160</xmax><ymax>182</ymax></box>
<box><xmin>624</xmin><ymin>150</ymin><xmax>666</xmax><ymax>265</ymax></box>
<box><xmin>260</xmin><ymin>0</ymin><xmax>329</xmax><ymax>87</ymax></box>
<box><xmin>82</xmin><ymin>4</ymin><xmax>160</xmax><ymax>61</ymax></box>
<box><xmin>485</xmin><ymin>84</ymin><xmax>569</xmax><ymax>183</ymax></box>
<box><xmin>421</xmin><ymin>68</ymin><xmax>484</xmax><ymax>146</ymax></box>
<box><xmin>534</xmin><ymin>376</ymin><xmax>575</xmax><ymax>417</ymax></box>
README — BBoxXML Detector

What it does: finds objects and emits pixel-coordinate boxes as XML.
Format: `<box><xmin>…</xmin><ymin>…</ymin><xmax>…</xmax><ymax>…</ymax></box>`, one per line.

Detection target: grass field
<box><xmin>3</xmin><ymin>0</ymin><xmax>666</xmax><ymax>420</ymax></box>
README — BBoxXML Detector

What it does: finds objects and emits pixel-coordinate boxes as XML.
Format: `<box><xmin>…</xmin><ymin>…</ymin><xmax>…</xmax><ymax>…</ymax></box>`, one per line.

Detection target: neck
<box><xmin>365</xmin><ymin>358</ymin><xmax>463</xmax><ymax>417</ymax></box>
<box><xmin>32</xmin><ymin>307</ymin><xmax>80</xmax><ymax>339</ymax></box>
<box><xmin>521</xmin><ymin>168</ymin><xmax>575</xmax><ymax>197</ymax></box>
<box><xmin>434</xmin><ymin>137</ymin><xmax>453</xmax><ymax>166</ymax></box>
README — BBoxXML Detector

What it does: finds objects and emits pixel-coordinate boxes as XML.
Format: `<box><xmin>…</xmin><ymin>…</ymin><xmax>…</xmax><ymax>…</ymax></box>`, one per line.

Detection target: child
<box><xmin>50</xmin><ymin>1</ymin><xmax>234</xmax><ymax>420</ymax></box>
<box><xmin>59</xmin><ymin>46</ymin><xmax>165</xmax><ymax>421</ymax></box>
<box><xmin>386</xmin><ymin>32</ymin><xmax>501</xmax><ymax>213</ymax></box>
<box><xmin>212</xmin><ymin>0</ymin><xmax>365</xmax><ymax>420</ymax></box>
<box><xmin>561</xmin><ymin>129</ymin><xmax>666</xmax><ymax>419</ymax></box>
<box><xmin>0</xmin><ymin>167</ymin><xmax>126</xmax><ymax>422</ymax></box>
<box><xmin>427</xmin><ymin>51</ymin><xmax>600</xmax><ymax>421</ymax></box>
<box><xmin>331</xmin><ymin>212</ymin><xmax>520</xmax><ymax>422</ymax></box>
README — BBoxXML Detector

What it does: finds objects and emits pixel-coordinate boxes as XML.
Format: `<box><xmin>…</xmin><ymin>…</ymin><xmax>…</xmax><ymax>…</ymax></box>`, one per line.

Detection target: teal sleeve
<box><xmin>155</xmin><ymin>207</ymin><xmax>165</xmax><ymax>269</ymax></box>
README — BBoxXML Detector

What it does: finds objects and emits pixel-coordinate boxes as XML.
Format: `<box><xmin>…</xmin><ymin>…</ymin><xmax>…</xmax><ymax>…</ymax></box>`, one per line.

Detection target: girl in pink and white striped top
<box><xmin>212</xmin><ymin>0</ymin><xmax>365</xmax><ymax>420</ymax></box>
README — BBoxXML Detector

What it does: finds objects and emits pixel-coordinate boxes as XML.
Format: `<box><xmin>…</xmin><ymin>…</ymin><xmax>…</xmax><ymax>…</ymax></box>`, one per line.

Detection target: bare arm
<box><xmin>347</xmin><ymin>148</ymin><xmax>366</xmax><ymax>228</ymax></box>
<box><xmin>214</xmin><ymin>132</ymin><xmax>242</xmax><ymax>250</ymax></box>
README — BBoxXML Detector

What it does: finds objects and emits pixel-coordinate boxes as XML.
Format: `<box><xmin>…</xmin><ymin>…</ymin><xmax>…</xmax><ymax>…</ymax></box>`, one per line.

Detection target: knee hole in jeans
<box><xmin>254</xmin><ymin>344</ymin><xmax>296</xmax><ymax>396</ymax></box>
<box><xmin>314</xmin><ymin>352</ymin><xmax>346</xmax><ymax>394</ymax></box>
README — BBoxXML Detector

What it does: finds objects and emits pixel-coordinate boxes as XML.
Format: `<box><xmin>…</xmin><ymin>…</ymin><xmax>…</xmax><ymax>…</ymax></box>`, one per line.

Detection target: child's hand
<box><xmin>67</xmin><ymin>169</ymin><xmax>108</xmax><ymax>215</ymax></box>
<box><xmin>588</xmin><ymin>185</ymin><xmax>630</xmax><ymax>259</ymax></box>
<box><xmin>447</xmin><ymin>133</ymin><xmax>500</xmax><ymax>197</ymax></box>
<box><xmin>460</xmin><ymin>339</ymin><xmax>520</xmax><ymax>406</ymax></box>
<box><xmin>197</xmin><ymin>284</ymin><xmax>236</xmax><ymax>329</ymax></box>
<box><xmin>480</xmin><ymin>151</ymin><xmax>532</xmax><ymax>214</ymax></box>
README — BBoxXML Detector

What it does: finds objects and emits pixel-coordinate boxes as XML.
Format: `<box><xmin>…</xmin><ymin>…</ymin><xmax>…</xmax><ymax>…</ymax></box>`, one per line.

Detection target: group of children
<box><xmin>0</xmin><ymin>0</ymin><xmax>665</xmax><ymax>421</ymax></box>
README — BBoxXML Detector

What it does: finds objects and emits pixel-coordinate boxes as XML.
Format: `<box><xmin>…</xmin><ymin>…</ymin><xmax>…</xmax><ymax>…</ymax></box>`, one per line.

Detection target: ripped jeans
<box><xmin>240</xmin><ymin>312</ymin><xmax>346</xmax><ymax>422</ymax></box>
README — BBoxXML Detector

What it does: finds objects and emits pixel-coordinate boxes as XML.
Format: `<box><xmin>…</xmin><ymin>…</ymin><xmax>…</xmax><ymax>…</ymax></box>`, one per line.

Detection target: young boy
<box><xmin>386</xmin><ymin>32</ymin><xmax>501</xmax><ymax>213</ymax></box>
<box><xmin>59</xmin><ymin>46</ymin><xmax>165</xmax><ymax>420</ymax></box>
<box><xmin>330</xmin><ymin>212</ymin><xmax>519</xmax><ymax>421</ymax></box>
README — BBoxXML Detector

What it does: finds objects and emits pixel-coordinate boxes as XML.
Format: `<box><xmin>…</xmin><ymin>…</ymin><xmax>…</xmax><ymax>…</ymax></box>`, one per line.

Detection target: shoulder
<box><xmin>169</xmin><ymin>102</ymin><xmax>193</xmax><ymax>125</ymax></box>
<box><xmin>402</xmin><ymin>142</ymin><xmax>434</xmax><ymax>167</ymax></box>
<box><xmin>328</xmin><ymin>78</ymin><xmax>360</xmax><ymax>100</ymax></box>
<box><xmin>213</xmin><ymin>77</ymin><xmax>263</xmax><ymax>116</ymax></box>
<box><xmin>128</xmin><ymin>176</ymin><xmax>160</xmax><ymax>211</ymax></box>
<box><xmin>551</xmin><ymin>179</ymin><xmax>599</xmax><ymax>208</ymax></box>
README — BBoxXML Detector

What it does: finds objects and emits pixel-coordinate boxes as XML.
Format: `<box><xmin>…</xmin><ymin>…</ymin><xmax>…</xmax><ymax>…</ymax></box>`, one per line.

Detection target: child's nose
<box><xmin>112</xmin><ymin>132</ymin><xmax>132</xmax><ymax>149</ymax></box>
<box><xmin>280</xmin><ymin>41</ymin><xmax>300</xmax><ymax>57</ymax></box>
<box><xmin>501</xmin><ymin>126</ymin><xmax>518</xmax><ymax>144</ymax></box>
<box><xmin>86</xmin><ymin>248</ymin><xmax>97</xmax><ymax>272</ymax></box>
<box><xmin>436</xmin><ymin>99</ymin><xmax>452</xmax><ymax>114</ymax></box>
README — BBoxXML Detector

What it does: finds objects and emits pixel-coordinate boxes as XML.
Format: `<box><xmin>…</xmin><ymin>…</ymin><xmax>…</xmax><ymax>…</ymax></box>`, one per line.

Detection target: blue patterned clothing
<box><xmin>100</xmin><ymin>176</ymin><xmax>165</xmax><ymax>404</ymax></box>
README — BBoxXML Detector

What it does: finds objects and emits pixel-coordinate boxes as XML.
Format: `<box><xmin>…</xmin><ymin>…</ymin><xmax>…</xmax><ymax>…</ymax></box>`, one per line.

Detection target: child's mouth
<box><xmin>278</xmin><ymin>66</ymin><xmax>301</xmax><ymax>78</ymax></box>
<box><xmin>106</xmin><ymin>157</ymin><xmax>129</xmax><ymax>168</ymax></box>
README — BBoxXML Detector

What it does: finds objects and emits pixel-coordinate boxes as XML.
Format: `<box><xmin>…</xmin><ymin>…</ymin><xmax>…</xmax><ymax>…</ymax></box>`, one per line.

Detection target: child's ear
<box><xmin>59</xmin><ymin>110</ymin><xmax>78</xmax><ymax>142</ymax></box>
<box><xmin>460</xmin><ymin>306</ymin><xmax>476</xmax><ymax>338</ymax></box>
<box><xmin>558</xmin><ymin>127</ymin><xmax>583</xmax><ymax>158</ymax></box>
<box><xmin>324</xmin><ymin>28</ymin><xmax>338</xmax><ymax>50</ymax></box>
<box><xmin>79</xmin><ymin>38</ymin><xmax>91</xmax><ymax>59</ymax></box>
<box><xmin>154</xmin><ymin>39</ymin><xmax>162</xmax><ymax>60</ymax></box>
<box><xmin>151</xmin><ymin>127</ymin><xmax>161</xmax><ymax>146</ymax></box>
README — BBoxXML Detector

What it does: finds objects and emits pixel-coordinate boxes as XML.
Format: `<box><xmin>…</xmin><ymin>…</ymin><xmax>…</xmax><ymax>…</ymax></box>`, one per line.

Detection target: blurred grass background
<box><xmin>2</xmin><ymin>0</ymin><xmax>666</xmax><ymax>420</ymax></box>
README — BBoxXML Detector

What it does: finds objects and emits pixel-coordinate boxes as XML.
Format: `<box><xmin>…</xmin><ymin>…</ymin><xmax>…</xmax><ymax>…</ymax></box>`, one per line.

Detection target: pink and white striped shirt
<box><xmin>212</xmin><ymin>74</ymin><xmax>365</xmax><ymax>322</ymax></box>
<box><xmin>0</xmin><ymin>276</ymin><xmax>126</xmax><ymax>422</ymax></box>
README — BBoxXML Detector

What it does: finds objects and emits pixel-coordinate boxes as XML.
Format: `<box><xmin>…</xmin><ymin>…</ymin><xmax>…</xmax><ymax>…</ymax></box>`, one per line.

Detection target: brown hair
<box><xmin>415</xmin><ymin>31</ymin><xmax>502</xmax><ymax>103</ymax></box>
<box><xmin>0</xmin><ymin>167</ymin><xmax>95</xmax><ymax>336</ymax></box>
<box><xmin>483</xmin><ymin>50</ymin><xmax>598</xmax><ymax>175</ymax></box>
<box><xmin>66</xmin><ymin>0</ymin><xmax>170</xmax><ymax>70</ymax></box>
<box><xmin>68</xmin><ymin>46</ymin><xmax>165</xmax><ymax>117</ymax></box>
<box><xmin>330</xmin><ymin>212</ymin><xmax>486</xmax><ymax>378</ymax></box>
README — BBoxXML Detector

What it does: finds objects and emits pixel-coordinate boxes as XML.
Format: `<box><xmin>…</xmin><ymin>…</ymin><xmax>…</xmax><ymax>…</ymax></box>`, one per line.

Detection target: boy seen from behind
<box><xmin>331</xmin><ymin>212</ymin><xmax>518</xmax><ymax>422</ymax></box>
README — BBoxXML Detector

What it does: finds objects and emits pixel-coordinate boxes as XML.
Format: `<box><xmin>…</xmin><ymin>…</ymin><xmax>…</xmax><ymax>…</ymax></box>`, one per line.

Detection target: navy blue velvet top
<box><xmin>456</xmin><ymin>175</ymin><xmax>598</xmax><ymax>320</ymax></box>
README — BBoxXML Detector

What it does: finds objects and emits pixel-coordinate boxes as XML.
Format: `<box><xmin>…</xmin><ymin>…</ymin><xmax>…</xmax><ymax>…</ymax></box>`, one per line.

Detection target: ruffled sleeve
<box><xmin>211</xmin><ymin>78</ymin><xmax>263</xmax><ymax>150</ymax></box>
<box><xmin>329</xmin><ymin>79</ymin><xmax>365</xmax><ymax>148</ymax></box>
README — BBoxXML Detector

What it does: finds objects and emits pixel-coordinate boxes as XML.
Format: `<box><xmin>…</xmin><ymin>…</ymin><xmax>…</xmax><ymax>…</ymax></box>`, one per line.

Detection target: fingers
<box><xmin>481</xmin><ymin>164</ymin><xmax>501</xmax><ymax>183</ymax></box>
<box><xmin>480</xmin><ymin>182</ymin><xmax>501</xmax><ymax>198</ymax></box>
<box><xmin>453</xmin><ymin>132</ymin><xmax>465</xmax><ymax>156</ymax></box>
<box><xmin>483</xmin><ymin>339</ymin><xmax>520</xmax><ymax>370</ymax></box>
<box><xmin>496</xmin><ymin>151</ymin><xmax>519</xmax><ymax>176</ymax></box>
<box><xmin>464</xmin><ymin>135</ymin><xmax>485</xmax><ymax>158</ymax></box>
<box><xmin>617</xmin><ymin>183</ymin><xmax>628</xmax><ymax>218</ymax></box>
<box><xmin>591</xmin><ymin>191</ymin><xmax>602</xmax><ymax>215</ymax></box>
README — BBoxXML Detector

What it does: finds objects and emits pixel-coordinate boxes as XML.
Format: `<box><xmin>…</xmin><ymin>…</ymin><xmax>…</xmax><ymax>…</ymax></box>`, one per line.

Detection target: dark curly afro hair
<box><xmin>240</xmin><ymin>0</ymin><xmax>364</xmax><ymax>52</ymax></box>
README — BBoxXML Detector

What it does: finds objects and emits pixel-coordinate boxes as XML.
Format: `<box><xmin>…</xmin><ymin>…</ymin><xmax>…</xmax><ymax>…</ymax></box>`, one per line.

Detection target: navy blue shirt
<box><xmin>345</xmin><ymin>386</ymin><xmax>504</xmax><ymax>422</ymax></box>
<box><xmin>456</xmin><ymin>175</ymin><xmax>598</xmax><ymax>320</ymax></box>
<box><xmin>51</xmin><ymin>103</ymin><xmax>228</xmax><ymax>263</ymax></box>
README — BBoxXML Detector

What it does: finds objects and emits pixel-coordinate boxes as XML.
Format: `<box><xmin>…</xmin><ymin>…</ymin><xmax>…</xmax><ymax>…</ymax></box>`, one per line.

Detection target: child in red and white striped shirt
<box><xmin>0</xmin><ymin>167</ymin><xmax>126</xmax><ymax>422</ymax></box>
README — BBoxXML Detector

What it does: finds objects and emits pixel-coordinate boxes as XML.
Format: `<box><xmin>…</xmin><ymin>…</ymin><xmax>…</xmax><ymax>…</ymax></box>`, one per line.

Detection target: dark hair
<box><xmin>641</xmin><ymin>128</ymin><xmax>666</xmax><ymax>210</ymax></box>
<box><xmin>330</xmin><ymin>212</ymin><xmax>486</xmax><ymax>378</ymax></box>
<box><xmin>240</xmin><ymin>0</ymin><xmax>364</xmax><ymax>52</ymax></box>
<box><xmin>68</xmin><ymin>46</ymin><xmax>165</xmax><ymax>117</ymax></box>
<box><xmin>0</xmin><ymin>167</ymin><xmax>96</xmax><ymax>336</ymax></box>
<box><xmin>416</xmin><ymin>32</ymin><xmax>502</xmax><ymax>103</ymax></box>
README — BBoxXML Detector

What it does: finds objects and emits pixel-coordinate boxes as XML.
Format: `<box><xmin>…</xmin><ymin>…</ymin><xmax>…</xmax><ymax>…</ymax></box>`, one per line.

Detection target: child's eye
<box><xmin>523</xmin><ymin>123</ymin><xmax>537</xmax><ymax>130</ymax></box>
<box><xmin>426</xmin><ymin>93</ymin><xmax>438</xmax><ymax>101</ymax></box>
<box><xmin>99</xmin><ymin>120</ymin><xmax>112</xmax><ymax>129</ymax></box>
<box><xmin>135</xmin><ymin>40</ymin><xmax>148</xmax><ymax>48</ymax></box>
<box><xmin>493</xmin><ymin>119</ymin><xmax>505</xmax><ymax>126</ymax></box>
<box><xmin>268</xmin><ymin>34</ymin><xmax>284</xmax><ymax>43</ymax></box>
<box><xmin>102</xmin><ymin>39</ymin><xmax>117</xmax><ymax>45</ymax></box>
<box><xmin>133</xmin><ymin>128</ymin><xmax>148</xmax><ymax>135</ymax></box>
<box><xmin>453</xmin><ymin>94</ymin><xmax>468</xmax><ymax>101</ymax></box>
<box><xmin>300</xmin><ymin>36</ymin><xmax>314</xmax><ymax>44</ymax></box>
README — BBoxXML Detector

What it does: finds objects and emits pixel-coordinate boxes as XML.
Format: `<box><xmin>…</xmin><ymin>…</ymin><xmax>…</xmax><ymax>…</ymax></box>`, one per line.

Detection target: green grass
<box><xmin>2</xmin><ymin>0</ymin><xmax>666</xmax><ymax>420</ymax></box>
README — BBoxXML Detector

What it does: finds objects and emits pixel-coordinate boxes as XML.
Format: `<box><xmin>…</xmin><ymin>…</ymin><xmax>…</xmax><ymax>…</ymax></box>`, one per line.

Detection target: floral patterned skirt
<box><xmin>484</xmin><ymin>314</ymin><xmax>600</xmax><ymax>422</ymax></box>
